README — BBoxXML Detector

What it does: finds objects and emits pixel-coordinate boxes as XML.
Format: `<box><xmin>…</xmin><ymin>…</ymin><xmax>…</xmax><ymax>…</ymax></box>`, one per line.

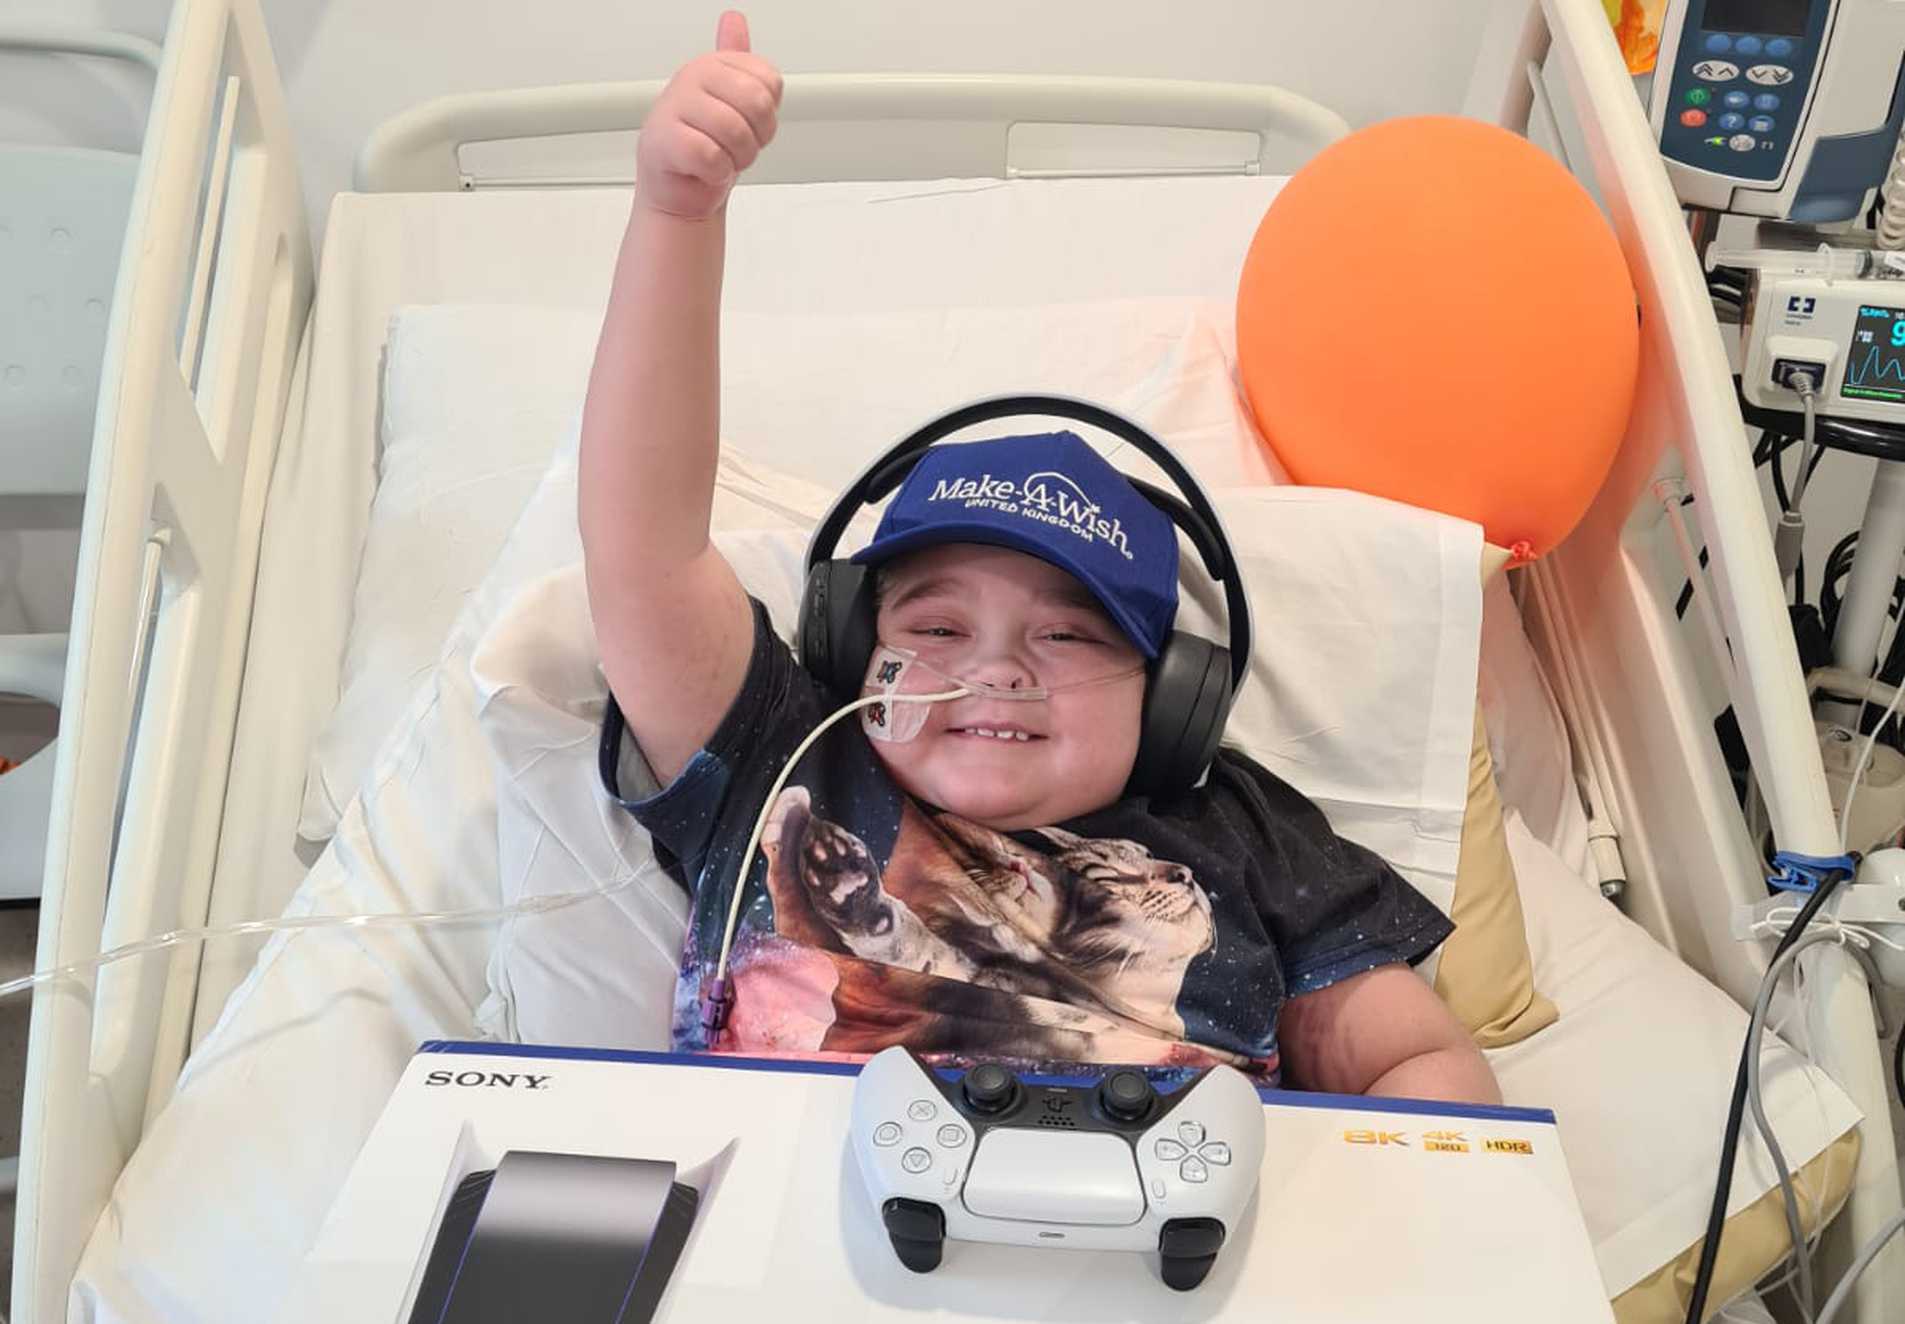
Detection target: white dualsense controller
<box><xmin>849</xmin><ymin>1046</ymin><xmax>1264</xmax><ymax>1289</ymax></box>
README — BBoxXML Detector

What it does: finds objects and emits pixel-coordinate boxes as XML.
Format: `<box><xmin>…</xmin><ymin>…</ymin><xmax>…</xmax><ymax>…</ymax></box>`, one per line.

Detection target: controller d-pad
<box><xmin>1180</xmin><ymin>1155</ymin><xmax>1209</xmax><ymax>1184</ymax></box>
<box><xmin>1177</xmin><ymin>1120</ymin><xmax>1206</xmax><ymax>1147</ymax></box>
<box><xmin>1201</xmin><ymin>1142</ymin><xmax>1230</xmax><ymax>1166</ymax></box>
<box><xmin>1154</xmin><ymin>1138</ymin><xmax>1187</xmax><ymax>1161</ymax></box>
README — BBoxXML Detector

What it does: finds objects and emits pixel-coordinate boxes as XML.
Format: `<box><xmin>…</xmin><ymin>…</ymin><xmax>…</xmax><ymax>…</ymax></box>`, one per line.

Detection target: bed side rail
<box><xmin>355</xmin><ymin>73</ymin><xmax>1351</xmax><ymax>192</ymax></box>
<box><xmin>15</xmin><ymin>0</ymin><xmax>312</xmax><ymax>1316</ymax></box>
<box><xmin>1471</xmin><ymin>2</ymin><xmax>1902</xmax><ymax>1318</ymax></box>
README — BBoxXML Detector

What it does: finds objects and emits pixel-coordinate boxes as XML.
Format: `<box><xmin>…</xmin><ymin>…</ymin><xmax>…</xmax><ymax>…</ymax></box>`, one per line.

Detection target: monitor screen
<box><xmin>1703</xmin><ymin>0</ymin><xmax>1810</xmax><ymax>36</ymax></box>
<box><xmin>1843</xmin><ymin>305</ymin><xmax>1905</xmax><ymax>404</ymax></box>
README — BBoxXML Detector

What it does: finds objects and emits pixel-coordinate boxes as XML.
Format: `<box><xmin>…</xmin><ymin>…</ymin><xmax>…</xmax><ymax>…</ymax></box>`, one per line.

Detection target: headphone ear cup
<box><xmin>1131</xmin><ymin>632</ymin><xmax>1234</xmax><ymax>798</ymax></box>
<box><xmin>797</xmin><ymin>561</ymin><xmax>880</xmax><ymax>701</ymax></box>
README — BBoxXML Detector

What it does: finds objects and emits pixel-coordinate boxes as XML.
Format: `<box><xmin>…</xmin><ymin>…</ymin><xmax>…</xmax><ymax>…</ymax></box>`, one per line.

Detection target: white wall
<box><xmin>3</xmin><ymin>0</ymin><xmax>1521</xmax><ymax>249</ymax></box>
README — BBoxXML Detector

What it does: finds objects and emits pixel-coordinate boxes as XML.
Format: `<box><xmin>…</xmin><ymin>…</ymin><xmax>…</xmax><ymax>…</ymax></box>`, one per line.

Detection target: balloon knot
<box><xmin>1508</xmin><ymin>539</ymin><xmax>1536</xmax><ymax>565</ymax></box>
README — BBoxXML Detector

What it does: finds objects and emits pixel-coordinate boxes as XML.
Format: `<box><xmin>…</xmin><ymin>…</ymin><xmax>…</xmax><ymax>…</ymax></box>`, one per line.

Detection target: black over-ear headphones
<box><xmin>797</xmin><ymin>394</ymin><xmax>1253</xmax><ymax>799</ymax></box>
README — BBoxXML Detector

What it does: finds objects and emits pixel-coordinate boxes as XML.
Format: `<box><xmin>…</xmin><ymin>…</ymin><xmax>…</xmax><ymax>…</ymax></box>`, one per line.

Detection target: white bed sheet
<box><xmin>202</xmin><ymin>174</ymin><xmax>1296</xmax><ymax>1043</ymax></box>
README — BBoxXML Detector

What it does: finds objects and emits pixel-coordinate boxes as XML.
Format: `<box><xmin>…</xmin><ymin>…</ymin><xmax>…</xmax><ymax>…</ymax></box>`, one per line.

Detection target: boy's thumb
<box><xmin>716</xmin><ymin>10</ymin><xmax>750</xmax><ymax>53</ymax></box>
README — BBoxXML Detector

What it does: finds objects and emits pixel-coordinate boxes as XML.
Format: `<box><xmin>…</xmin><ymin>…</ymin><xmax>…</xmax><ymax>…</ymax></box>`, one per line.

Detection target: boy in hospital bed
<box><xmin>579</xmin><ymin>11</ymin><xmax>1499</xmax><ymax>1104</ymax></box>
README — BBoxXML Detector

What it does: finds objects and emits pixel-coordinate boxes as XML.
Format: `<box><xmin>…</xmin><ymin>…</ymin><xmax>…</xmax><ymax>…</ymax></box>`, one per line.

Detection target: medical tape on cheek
<box><xmin>861</xmin><ymin>645</ymin><xmax>1002</xmax><ymax>742</ymax></box>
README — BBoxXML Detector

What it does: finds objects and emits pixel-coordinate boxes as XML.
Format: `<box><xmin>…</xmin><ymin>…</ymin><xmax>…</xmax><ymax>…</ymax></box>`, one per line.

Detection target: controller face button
<box><xmin>936</xmin><ymin>1124</ymin><xmax>969</xmax><ymax>1149</ymax></box>
<box><xmin>874</xmin><ymin>1122</ymin><xmax>903</xmax><ymax>1147</ymax></box>
<box><xmin>1177</xmin><ymin>1120</ymin><xmax>1206</xmax><ymax>1148</ymax></box>
<box><xmin>1154</xmin><ymin>1138</ymin><xmax>1188</xmax><ymax>1162</ymax></box>
<box><xmin>907</xmin><ymin>1099</ymin><xmax>938</xmax><ymax>1122</ymax></box>
<box><xmin>902</xmin><ymin>1147</ymin><xmax>933</xmax><ymax>1174</ymax></box>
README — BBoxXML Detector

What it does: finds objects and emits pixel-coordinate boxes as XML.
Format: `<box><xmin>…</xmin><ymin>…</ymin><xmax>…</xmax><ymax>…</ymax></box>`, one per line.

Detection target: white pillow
<box><xmin>301</xmin><ymin>296</ymin><xmax>1277</xmax><ymax>843</ymax></box>
<box><xmin>471</xmin><ymin>449</ymin><xmax>1485</xmax><ymax>1048</ymax></box>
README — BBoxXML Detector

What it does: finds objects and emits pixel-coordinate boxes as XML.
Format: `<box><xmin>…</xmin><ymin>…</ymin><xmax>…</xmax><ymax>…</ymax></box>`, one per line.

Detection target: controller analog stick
<box><xmin>962</xmin><ymin>1063</ymin><xmax>1019</xmax><ymax>1114</ymax></box>
<box><xmin>1099</xmin><ymin>1070</ymin><xmax>1156</xmax><ymax>1122</ymax></box>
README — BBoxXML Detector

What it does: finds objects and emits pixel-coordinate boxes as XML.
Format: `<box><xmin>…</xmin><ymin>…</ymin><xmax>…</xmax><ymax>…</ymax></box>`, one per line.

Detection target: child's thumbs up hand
<box><xmin>637</xmin><ymin>10</ymin><xmax>783</xmax><ymax>220</ymax></box>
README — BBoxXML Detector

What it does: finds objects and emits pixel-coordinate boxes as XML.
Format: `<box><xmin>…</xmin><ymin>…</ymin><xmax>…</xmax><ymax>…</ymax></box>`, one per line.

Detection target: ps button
<box><xmin>901</xmin><ymin>1147</ymin><xmax>932</xmax><ymax>1174</ymax></box>
<box><xmin>1178</xmin><ymin>1120</ymin><xmax>1206</xmax><ymax>1147</ymax></box>
<box><xmin>936</xmin><ymin>1124</ymin><xmax>969</xmax><ymax>1149</ymax></box>
<box><xmin>907</xmin><ymin>1099</ymin><xmax>938</xmax><ymax>1122</ymax></box>
<box><xmin>1180</xmin><ymin>1155</ymin><xmax>1209</xmax><ymax>1184</ymax></box>
<box><xmin>1155</xmin><ymin>1138</ymin><xmax>1188</xmax><ymax>1161</ymax></box>
<box><xmin>874</xmin><ymin>1122</ymin><xmax>903</xmax><ymax>1147</ymax></box>
<box><xmin>1200</xmin><ymin>1142</ymin><xmax>1231</xmax><ymax>1166</ymax></box>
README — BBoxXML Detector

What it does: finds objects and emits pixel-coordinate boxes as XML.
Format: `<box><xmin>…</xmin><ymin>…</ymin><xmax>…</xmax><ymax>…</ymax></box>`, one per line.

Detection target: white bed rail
<box><xmin>1473</xmin><ymin>1</ymin><xmax>1903</xmax><ymax>1318</ymax></box>
<box><xmin>14</xmin><ymin>0</ymin><xmax>313</xmax><ymax>1316</ymax></box>
<box><xmin>357</xmin><ymin>73</ymin><xmax>1351</xmax><ymax>192</ymax></box>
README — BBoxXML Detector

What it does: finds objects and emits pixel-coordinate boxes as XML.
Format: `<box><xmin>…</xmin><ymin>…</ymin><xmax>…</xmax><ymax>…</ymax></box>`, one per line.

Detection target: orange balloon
<box><xmin>1236</xmin><ymin>115</ymin><xmax>1638</xmax><ymax>559</ymax></box>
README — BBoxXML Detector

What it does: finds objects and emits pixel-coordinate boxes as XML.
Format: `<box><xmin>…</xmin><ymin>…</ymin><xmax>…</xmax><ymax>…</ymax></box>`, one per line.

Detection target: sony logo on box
<box><xmin>423</xmin><ymin>1069</ymin><xmax>552</xmax><ymax>1091</ymax></box>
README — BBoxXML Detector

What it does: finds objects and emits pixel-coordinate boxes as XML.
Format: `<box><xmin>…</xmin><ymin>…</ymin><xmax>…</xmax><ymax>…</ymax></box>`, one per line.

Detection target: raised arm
<box><xmin>579</xmin><ymin>11</ymin><xmax>783</xmax><ymax>783</ymax></box>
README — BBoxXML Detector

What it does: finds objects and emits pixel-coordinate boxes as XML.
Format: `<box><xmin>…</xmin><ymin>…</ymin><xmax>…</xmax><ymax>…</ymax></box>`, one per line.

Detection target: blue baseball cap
<box><xmin>850</xmin><ymin>431</ymin><xmax>1179</xmax><ymax>657</ymax></box>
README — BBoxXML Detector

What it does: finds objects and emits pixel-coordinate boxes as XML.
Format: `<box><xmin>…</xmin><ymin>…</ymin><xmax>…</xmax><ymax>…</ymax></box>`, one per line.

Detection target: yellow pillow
<box><xmin>1432</xmin><ymin>546</ymin><xmax>1558</xmax><ymax>1048</ymax></box>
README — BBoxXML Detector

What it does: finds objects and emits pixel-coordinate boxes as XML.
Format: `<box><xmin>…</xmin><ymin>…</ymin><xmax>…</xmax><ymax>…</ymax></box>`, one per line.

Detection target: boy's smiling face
<box><xmin>868</xmin><ymin>543</ymin><xmax>1147</xmax><ymax>830</ymax></box>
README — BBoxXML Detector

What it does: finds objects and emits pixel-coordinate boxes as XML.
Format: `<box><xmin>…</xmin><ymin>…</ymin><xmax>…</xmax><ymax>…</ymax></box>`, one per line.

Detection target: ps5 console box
<box><xmin>279</xmin><ymin>1041</ymin><xmax>1615</xmax><ymax>1323</ymax></box>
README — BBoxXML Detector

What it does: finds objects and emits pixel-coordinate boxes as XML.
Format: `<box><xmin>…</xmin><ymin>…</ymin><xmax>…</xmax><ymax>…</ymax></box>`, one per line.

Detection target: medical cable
<box><xmin>1893</xmin><ymin>1021</ymin><xmax>1905</xmax><ymax>1109</ymax></box>
<box><xmin>1742</xmin><ymin>927</ymin><xmax>1863</xmax><ymax>1322</ymax></box>
<box><xmin>1814</xmin><ymin>1210</ymin><xmax>1905</xmax><ymax>1324</ymax></box>
<box><xmin>1684</xmin><ymin>870</ymin><xmax>1843</xmax><ymax>1324</ymax></box>
<box><xmin>701</xmin><ymin>683</ymin><xmax>968</xmax><ymax>1035</ymax></box>
<box><xmin>0</xmin><ymin>866</ymin><xmax>657</xmax><ymax>1004</ymax></box>
<box><xmin>1840</xmin><ymin>656</ymin><xmax>1905</xmax><ymax>853</ymax></box>
<box><xmin>1773</xmin><ymin>375</ymin><xmax>1819</xmax><ymax>599</ymax></box>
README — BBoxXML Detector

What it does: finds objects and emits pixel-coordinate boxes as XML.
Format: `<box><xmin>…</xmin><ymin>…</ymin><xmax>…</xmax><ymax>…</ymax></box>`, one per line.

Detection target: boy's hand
<box><xmin>636</xmin><ymin>11</ymin><xmax>783</xmax><ymax>220</ymax></box>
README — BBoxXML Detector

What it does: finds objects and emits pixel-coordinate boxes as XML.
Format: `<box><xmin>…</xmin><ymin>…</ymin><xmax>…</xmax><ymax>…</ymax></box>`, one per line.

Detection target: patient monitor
<box><xmin>1651</xmin><ymin>0</ymin><xmax>1905</xmax><ymax>222</ymax></box>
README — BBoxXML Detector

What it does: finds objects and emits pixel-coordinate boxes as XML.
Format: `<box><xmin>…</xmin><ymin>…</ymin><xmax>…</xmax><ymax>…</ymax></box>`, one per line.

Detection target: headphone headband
<box><xmin>803</xmin><ymin>394</ymin><xmax>1253</xmax><ymax>692</ymax></box>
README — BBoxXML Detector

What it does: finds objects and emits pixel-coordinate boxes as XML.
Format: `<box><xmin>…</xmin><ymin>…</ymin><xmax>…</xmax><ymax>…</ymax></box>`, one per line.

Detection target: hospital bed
<box><xmin>16</xmin><ymin>0</ymin><xmax>1904</xmax><ymax>1318</ymax></box>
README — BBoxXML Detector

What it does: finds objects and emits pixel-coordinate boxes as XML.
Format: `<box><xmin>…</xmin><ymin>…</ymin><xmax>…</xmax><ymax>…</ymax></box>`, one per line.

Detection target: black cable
<box><xmin>1684</xmin><ymin>871</ymin><xmax>1846</xmax><ymax>1324</ymax></box>
<box><xmin>1770</xmin><ymin>432</ymin><xmax>1795</xmax><ymax>513</ymax></box>
<box><xmin>1676</xmin><ymin>547</ymin><xmax>1709</xmax><ymax>619</ymax></box>
<box><xmin>1822</xmin><ymin>531</ymin><xmax>1860</xmax><ymax>635</ymax></box>
<box><xmin>1895</xmin><ymin>1019</ymin><xmax>1905</xmax><ymax>1110</ymax></box>
<box><xmin>1676</xmin><ymin>432</ymin><xmax>1791</xmax><ymax>620</ymax></box>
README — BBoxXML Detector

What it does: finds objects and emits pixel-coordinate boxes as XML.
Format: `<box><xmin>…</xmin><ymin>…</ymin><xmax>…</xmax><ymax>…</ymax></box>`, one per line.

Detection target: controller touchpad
<box><xmin>962</xmin><ymin>1131</ymin><xmax>1145</xmax><ymax>1225</ymax></box>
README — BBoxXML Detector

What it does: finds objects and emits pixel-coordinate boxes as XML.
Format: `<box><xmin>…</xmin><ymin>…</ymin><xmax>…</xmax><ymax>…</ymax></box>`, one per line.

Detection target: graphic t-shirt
<box><xmin>601</xmin><ymin>600</ymin><xmax>1453</xmax><ymax>1083</ymax></box>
